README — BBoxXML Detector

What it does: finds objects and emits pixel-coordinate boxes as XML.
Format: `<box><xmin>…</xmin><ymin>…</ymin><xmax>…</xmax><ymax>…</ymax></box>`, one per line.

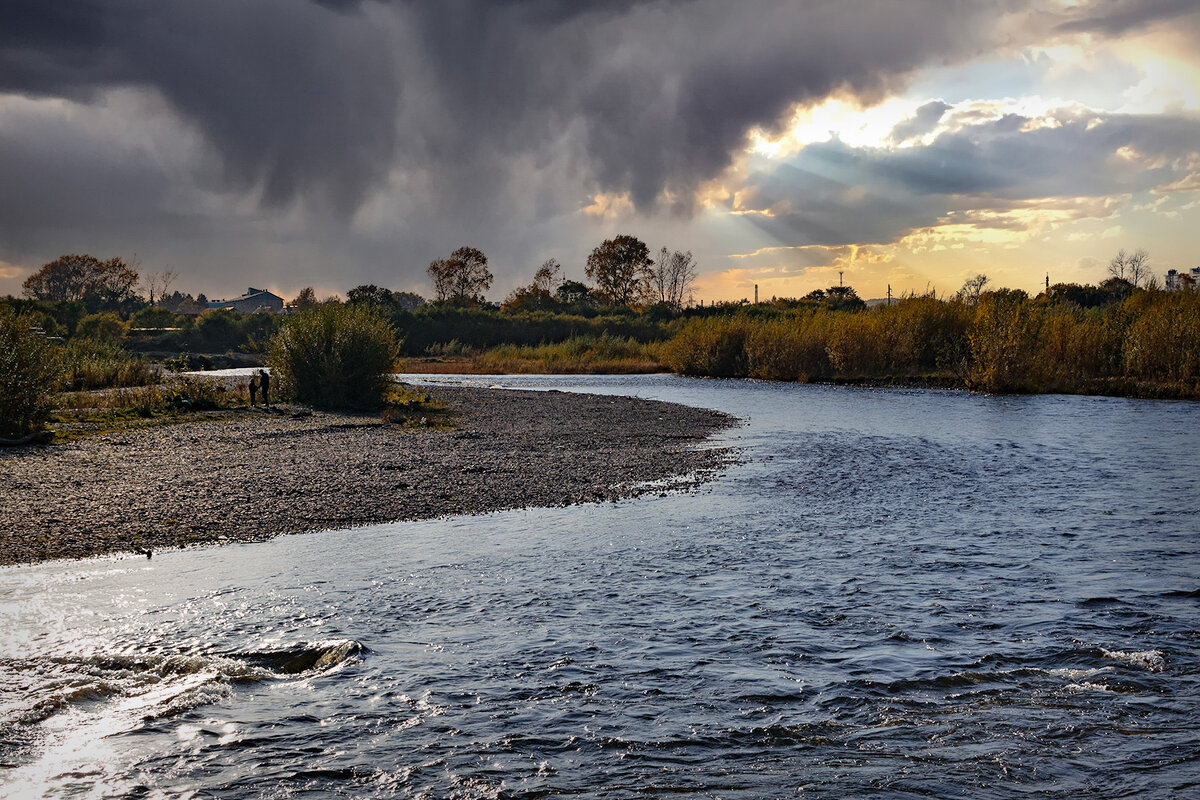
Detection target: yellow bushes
<box><xmin>663</xmin><ymin>316</ymin><xmax>753</xmax><ymax>377</ymax></box>
<box><xmin>745</xmin><ymin>315</ymin><xmax>832</xmax><ymax>380</ymax></box>
<box><xmin>1123</xmin><ymin>289</ymin><xmax>1200</xmax><ymax>383</ymax></box>
<box><xmin>1035</xmin><ymin>308</ymin><xmax>1119</xmax><ymax>390</ymax></box>
<box><xmin>968</xmin><ymin>289</ymin><xmax>1037</xmax><ymax>393</ymax></box>
<box><xmin>882</xmin><ymin>296</ymin><xmax>973</xmax><ymax>374</ymax></box>
<box><xmin>667</xmin><ymin>297</ymin><xmax>976</xmax><ymax>383</ymax></box>
<box><xmin>663</xmin><ymin>289</ymin><xmax>1200</xmax><ymax>397</ymax></box>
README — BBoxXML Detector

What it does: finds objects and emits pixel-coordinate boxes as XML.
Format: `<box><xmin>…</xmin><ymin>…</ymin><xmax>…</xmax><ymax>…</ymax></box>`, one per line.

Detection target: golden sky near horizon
<box><xmin>588</xmin><ymin>27</ymin><xmax>1200</xmax><ymax>302</ymax></box>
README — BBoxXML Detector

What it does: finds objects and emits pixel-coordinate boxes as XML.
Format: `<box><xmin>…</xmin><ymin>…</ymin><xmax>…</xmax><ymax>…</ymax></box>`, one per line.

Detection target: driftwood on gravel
<box><xmin>0</xmin><ymin>431</ymin><xmax>51</xmax><ymax>447</ymax></box>
<box><xmin>0</xmin><ymin>386</ymin><xmax>735</xmax><ymax>566</ymax></box>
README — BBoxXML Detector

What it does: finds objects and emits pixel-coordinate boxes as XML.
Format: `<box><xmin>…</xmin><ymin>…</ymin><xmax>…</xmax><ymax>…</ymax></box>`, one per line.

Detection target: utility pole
<box><xmin>887</xmin><ymin>284</ymin><xmax>892</xmax><ymax>306</ymax></box>
<box><xmin>838</xmin><ymin>270</ymin><xmax>844</xmax><ymax>287</ymax></box>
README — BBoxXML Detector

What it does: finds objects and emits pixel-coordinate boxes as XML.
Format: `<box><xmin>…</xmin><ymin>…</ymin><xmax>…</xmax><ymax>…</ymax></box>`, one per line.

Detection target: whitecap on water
<box><xmin>0</xmin><ymin>639</ymin><xmax>365</xmax><ymax>796</ymax></box>
<box><xmin>1100</xmin><ymin>648</ymin><xmax>1166</xmax><ymax>673</ymax></box>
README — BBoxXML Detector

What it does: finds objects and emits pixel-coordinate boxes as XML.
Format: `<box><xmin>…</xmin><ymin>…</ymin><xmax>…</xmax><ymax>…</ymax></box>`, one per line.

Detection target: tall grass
<box><xmin>663</xmin><ymin>317</ymin><xmax>754</xmax><ymax>377</ymax></box>
<box><xmin>269</xmin><ymin>303</ymin><xmax>400</xmax><ymax>408</ymax></box>
<box><xmin>58</xmin><ymin>337</ymin><xmax>157</xmax><ymax>391</ymax></box>
<box><xmin>472</xmin><ymin>334</ymin><xmax>664</xmax><ymax>374</ymax></box>
<box><xmin>968</xmin><ymin>290</ymin><xmax>1037</xmax><ymax>393</ymax></box>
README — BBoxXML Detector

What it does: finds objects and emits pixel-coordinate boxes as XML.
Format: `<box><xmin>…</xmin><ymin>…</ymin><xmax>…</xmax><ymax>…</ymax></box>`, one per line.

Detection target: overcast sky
<box><xmin>2</xmin><ymin>0</ymin><xmax>1198</xmax><ymax>302</ymax></box>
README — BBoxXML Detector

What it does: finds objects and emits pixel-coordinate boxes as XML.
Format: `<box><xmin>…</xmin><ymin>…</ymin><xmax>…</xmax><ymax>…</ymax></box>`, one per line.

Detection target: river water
<box><xmin>2</xmin><ymin>375</ymin><xmax>1199</xmax><ymax>798</ymax></box>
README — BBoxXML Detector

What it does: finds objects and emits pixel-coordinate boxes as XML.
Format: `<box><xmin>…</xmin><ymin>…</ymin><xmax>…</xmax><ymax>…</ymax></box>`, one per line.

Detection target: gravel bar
<box><xmin>1</xmin><ymin>386</ymin><xmax>735</xmax><ymax>566</ymax></box>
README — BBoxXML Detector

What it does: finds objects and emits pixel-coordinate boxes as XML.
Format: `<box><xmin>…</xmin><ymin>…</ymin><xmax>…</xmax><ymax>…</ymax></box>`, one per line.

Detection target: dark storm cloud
<box><xmin>14</xmin><ymin>0</ymin><xmax>1196</xmax><ymax>295</ymax></box>
<box><xmin>393</xmin><ymin>0</ymin><xmax>1034</xmax><ymax>211</ymax></box>
<box><xmin>1056</xmin><ymin>0</ymin><xmax>1200</xmax><ymax>36</ymax></box>
<box><xmin>737</xmin><ymin>110</ymin><xmax>1200</xmax><ymax>247</ymax></box>
<box><xmin>1</xmin><ymin>0</ymin><xmax>401</xmax><ymax>210</ymax></box>
<box><xmin>0</xmin><ymin>0</ymin><xmax>1033</xmax><ymax>219</ymax></box>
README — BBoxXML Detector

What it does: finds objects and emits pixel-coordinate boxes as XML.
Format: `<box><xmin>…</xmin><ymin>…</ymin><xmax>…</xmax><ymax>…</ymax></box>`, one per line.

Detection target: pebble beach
<box><xmin>0</xmin><ymin>386</ymin><xmax>734</xmax><ymax>566</ymax></box>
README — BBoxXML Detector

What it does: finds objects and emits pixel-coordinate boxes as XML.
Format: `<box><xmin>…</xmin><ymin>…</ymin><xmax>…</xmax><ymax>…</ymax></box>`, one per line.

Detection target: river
<box><xmin>2</xmin><ymin>375</ymin><xmax>1198</xmax><ymax>798</ymax></box>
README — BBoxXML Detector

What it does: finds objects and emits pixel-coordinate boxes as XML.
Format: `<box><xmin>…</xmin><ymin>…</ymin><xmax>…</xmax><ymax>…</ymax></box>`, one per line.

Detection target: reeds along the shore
<box><xmin>392</xmin><ymin>306</ymin><xmax>668</xmax><ymax>357</ymax></box>
<box><xmin>663</xmin><ymin>290</ymin><xmax>1200</xmax><ymax>397</ymax></box>
<box><xmin>474</xmin><ymin>334</ymin><xmax>664</xmax><ymax>374</ymax></box>
<box><xmin>58</xmin><ymin>337</ymin><xmax>157</xmax><ymax>391</ymax></box>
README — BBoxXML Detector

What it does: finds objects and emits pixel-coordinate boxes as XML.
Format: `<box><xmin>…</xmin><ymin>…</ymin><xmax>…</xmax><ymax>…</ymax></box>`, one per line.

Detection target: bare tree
<box><xmin>532</xmin><ymin>259</ymin><xmax>562</xmax><ymax>293</ymax></box>
<box><xmin>1108</xmin><ymin>248</ymin><xmax>1150</xmax><ymax>287</ymax></box>
<box><xmin>651</xmin><ymin>247</ymin><xmax>699</xmax><ymax>309</ymax></box>
<box><xmin>144</xmin><ymin>267</ymin><xmax>179</xmax><ymax>305</ymax></box>
<box><xmin>501</xmin><ymin>259</ymin><xmax>563</xmax><ymax>312</ymax></box>
<box><xmin>956</xmin><ymin>273</ymin><xmax>989</xmax><ymax>305</ymax></box>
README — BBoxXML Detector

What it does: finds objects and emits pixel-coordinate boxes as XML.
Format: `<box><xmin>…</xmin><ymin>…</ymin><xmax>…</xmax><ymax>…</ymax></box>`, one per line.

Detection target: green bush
<box><xmin>0</xmin><ymin>308</ymin><xmax>60</xmax><ymax>438</ymax></box>
<box><xmin>194</xmin><ymin>309</ymin><xmax>240</xmax><ymax>351</ymax></box>
<box><xmin>269</xmin><ymin>303</ymin><xmax>400</xmax><ymax>409</ymax></box>
<box><xmin>130</xmin><ymin>305</ymin><xmax>179</xmax><ymax>329</ymax></box>
<box><xmin>75</xmin><ymin>312</ymin><xmax>128</xmax><ymax>342</ymax></box>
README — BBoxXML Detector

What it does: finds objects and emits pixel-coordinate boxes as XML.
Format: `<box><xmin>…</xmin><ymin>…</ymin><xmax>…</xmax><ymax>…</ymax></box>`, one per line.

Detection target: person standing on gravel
<box><xmin>259</xmin><ymin>369</ymin><xmax>270</xmax><ymax>407</ymax></box>
<box><xmin>249</xmin><ymin>374</ymin><xmax>259</xmax><ymax>406</ymax></box>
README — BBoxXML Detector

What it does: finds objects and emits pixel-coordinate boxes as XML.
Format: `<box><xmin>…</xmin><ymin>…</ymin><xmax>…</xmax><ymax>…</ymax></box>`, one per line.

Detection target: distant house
<box><xmin>1165</xmin><ymin>268</ymin><xmax>1200</xmax><ymax>291</ymax></box>
<box><xmin>206</xmin><ymin>287</ymin><xmax>285</xmax><ymax>313</ymax></box>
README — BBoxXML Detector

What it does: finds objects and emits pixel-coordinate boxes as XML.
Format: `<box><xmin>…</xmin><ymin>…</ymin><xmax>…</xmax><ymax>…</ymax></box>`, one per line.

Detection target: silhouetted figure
<box><xmin>249</xmin><ymin>375</ymin><xmax>259</xmax><ymax>406</ymax></box>
<box><xmin>259</xmin><ymin>369</ymin><xmax>270</xmax><ymax>407</ymax></box>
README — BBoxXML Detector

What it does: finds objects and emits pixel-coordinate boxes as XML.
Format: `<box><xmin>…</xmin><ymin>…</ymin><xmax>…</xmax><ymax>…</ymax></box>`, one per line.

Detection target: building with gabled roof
<box><xmin>206</xmin><ymin>287</ymin><xmax>284</xmax><ymax>313</ymax></box>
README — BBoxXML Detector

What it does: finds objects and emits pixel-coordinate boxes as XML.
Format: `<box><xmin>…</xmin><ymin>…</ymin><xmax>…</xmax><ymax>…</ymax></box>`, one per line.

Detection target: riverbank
<box><xmin>0</xmin><ymin>386</ymin><xmax>734</xmax><ymax>566</ymax></box>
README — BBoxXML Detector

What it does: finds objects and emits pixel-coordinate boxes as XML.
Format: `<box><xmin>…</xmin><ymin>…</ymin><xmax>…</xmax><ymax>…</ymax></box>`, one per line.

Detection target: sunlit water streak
<box><xmin>3</xmin><ymin>375</ymin><xmax>1199</xmax><ymax>798</ymax></box>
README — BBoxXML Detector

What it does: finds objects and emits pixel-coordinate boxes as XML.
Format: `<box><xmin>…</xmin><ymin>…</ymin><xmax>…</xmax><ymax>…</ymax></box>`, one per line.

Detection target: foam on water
<box><xmin>1100</xmin><ymin>648</ymin><xmax>1167</xmax><ymax>672</ymax></box>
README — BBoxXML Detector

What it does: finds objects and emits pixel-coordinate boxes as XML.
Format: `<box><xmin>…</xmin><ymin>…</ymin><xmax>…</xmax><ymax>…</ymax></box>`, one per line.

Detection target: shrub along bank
<box><xmin>268</xmin><ymin>303</ymin><xmax>400</xmax><ymax>409</ymax></box>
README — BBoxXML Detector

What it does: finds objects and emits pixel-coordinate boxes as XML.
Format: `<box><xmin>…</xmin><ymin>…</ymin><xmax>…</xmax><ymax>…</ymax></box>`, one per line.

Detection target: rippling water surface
<box><xmin>3</xmin><ymin>376</ymin><xmax>1199</xmax><ymax>798</ymax></box>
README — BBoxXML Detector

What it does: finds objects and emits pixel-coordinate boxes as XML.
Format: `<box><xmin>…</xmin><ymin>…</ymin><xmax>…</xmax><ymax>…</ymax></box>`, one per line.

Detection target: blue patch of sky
<box><xmin>906</xmin><ymin>54</ymin><xmax>1047</xmax><ymax>105</ymax></box>
<box><xmin>908</xmin><ymin>49</ymin><xmax>1144</xmax><ymax>113</ymax></box>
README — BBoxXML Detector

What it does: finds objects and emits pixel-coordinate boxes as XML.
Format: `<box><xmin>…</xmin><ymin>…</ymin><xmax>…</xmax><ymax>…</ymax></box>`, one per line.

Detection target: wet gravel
<box><xmin>0</xmin><ymin>387</ymin><xmax>735</xmax><ymax>566</ymax></box>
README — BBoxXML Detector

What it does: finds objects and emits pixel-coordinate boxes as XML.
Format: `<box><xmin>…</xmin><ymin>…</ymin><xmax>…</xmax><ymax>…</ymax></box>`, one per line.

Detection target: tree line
<box><xmin>6</xmin><ymin>243</ymin><xmax>1198</xmax><ymax>401</ymax></box>
<box><xmin>420</xmin><ymin>235</ymin><xmax>697</xmax><ymax>312</ymax></box>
